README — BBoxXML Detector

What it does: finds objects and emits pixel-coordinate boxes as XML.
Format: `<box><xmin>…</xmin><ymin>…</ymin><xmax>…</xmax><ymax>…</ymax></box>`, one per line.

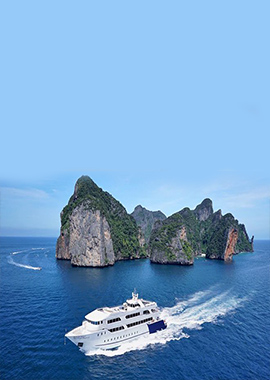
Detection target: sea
<box><xmin>0</xmin><ymin>237</ymin><xmax>269</xmax><ymax>380</ymax></box>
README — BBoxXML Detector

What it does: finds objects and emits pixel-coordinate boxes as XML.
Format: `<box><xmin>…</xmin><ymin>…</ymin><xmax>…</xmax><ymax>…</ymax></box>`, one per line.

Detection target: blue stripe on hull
<box><xmin>148</xmin><ymin>320</ymin><xmax>167</xmax><ymax>334</ymax></box>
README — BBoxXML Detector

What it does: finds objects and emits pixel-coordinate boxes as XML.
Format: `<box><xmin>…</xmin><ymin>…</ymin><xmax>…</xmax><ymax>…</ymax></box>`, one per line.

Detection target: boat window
<box><xmin>126</xmin><ymin>312</ymin><xmax>140</xmax><ymax>319</ymax></box>
<box><xmin>127</xmin><ymin>317</ymin><xmax>152</xmax><ymax>328</ymax></box>
<box><xmin>108</xmin><ymin>326</ymin><xmax>124</xmax><ymax>333</ymax></box>
<box><xmin>127</xmin><ymin>302</ymin><xmax>140</xmax><ymax>308</ymax></box>
<box><xmin>86</xmin><ymin>318</ymin><xmax>104</xmax><ymax>325</ymax></box>
<box><xmin>143</xmin><ymin>310</ymin><xmax>150</xmax><ymax>314</ymax></box>
<box><xmin>107</xmin><ymin>317</ymin><xmax>121</xmax><ymax>324</ymax></box>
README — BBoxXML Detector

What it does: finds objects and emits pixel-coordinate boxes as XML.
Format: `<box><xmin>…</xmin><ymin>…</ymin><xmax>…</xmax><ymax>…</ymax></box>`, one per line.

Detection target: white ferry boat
<box><xmin>65</xmin><ymin>291</ymin><xmax>167</xmax><ymax>353</ymax></box>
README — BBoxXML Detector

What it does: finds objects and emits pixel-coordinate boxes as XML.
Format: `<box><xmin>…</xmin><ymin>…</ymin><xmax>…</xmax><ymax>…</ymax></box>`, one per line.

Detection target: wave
<box><xmin>85</xmin><ymin>288</ymin><xmax>246</xmax><ymax>357</ymax></box>
<box><xmin>8</xmin><ymin>256</ymin><xmax>41</xmax><ymax>271</ymax></box>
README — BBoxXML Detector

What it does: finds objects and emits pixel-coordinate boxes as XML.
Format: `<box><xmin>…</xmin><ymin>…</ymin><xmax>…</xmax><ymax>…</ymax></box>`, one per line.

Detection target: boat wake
<box><xmin>12</xmin><ymin>248</ymin><xmax>46</xmax><ymax>255</ymax></box>
<box><xmin>12</xmin><ymin>249</ymin><xmax>28</xmax><ymax>255</ymax></box>
<box><xmin>8</xmin><ymin>256</ymin><xmax>41</xmax><ymax>270</ymax></box>
<box><xmin>8</xmin><ymin>248</ymin><xmax>45</xmax><ymax>270</ymax></box>
<box><xmin>85</xmin><ymin>288</ymin><xmax>246</xmax><ymax>357</ymax></box>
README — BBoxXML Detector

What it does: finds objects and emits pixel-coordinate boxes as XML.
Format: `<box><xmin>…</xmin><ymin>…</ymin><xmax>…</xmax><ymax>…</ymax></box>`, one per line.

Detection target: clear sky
<box><xmin>0</xmin><ymin>1</ymin><xmax>269</xmax><ymax>239</ymax></box>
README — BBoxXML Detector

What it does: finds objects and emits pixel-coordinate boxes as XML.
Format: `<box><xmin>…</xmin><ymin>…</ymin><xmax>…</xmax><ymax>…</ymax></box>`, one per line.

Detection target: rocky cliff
<box><xmin>149</xmin><ymin>199</ymin><xmax>253</xmax><ymax>264</ymax></box>
<box><xmin>150</xmin><ymin>225</ymin><xmax>193</xmax><ymax>265</ymax></box>
<box><xmin>56</xmin><ymin>176</ymin><xmax>142</xmax><ymax>266</ymax></box>
<box><xmin>205</xmin><ymin>212</ymin><xmax>254</xmax><ymax>262</ymax></box>
<box><xmin>56</xmin><ymin>178</ymin><xmax>253</xmax><ymax>267</ymax></box>
<box><xmin>194</xmin><ymin>198</ymin><xmax>213</xmax><ymax>221</ymax></box>
<box><xmin>131</xmin><ymin>205</ymin><xmax>166</xmax><ymax>244</ymax></box>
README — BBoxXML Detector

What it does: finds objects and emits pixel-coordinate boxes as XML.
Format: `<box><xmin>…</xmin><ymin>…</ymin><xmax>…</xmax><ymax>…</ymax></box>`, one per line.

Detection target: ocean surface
<box><xmin>0</xmin><ymin>237</ymin><xmax>269</xmax><ymax>380</ymax></box>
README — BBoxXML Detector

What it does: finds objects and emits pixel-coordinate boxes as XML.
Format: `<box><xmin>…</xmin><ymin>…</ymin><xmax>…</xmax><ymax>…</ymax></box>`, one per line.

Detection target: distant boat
<box><xmin>66</xmin><ymin>290</ymin><xmax>167</xmax><ymax>353</ymax></box>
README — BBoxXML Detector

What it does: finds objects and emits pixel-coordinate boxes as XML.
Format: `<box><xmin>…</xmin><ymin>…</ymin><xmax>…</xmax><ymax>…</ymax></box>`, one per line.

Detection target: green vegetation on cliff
<box><xmin>181</xmin><ymin>240</ymin><xmax>193</xmax><ymax>260</ymax></box>
<box><xmin>149</xmin><ymin>199</ymin><xmax>253</xmax><ymax>262</ymax></box>
<box><xmin>149</xmin><ymin>208</ymin><xmax>201</xmax><ymax>257</ymax></box>
<box><xmin>61</xmin><ymin>176</ymin><xmax>141</xmax><ymax>259</ymax></box>
<box><xmin>206</xmin><ymin>213</ymin><xmax>235</xmax><ymax>258</ymax></box>
<box><xmin>236</xmin><ymin>224</ymin><xmax>254</xmax><ymax>252</ymax></box>
<box><xmin>205</xmin><ymin>213</ymin><xmax>253</xmax><ymax>258</ymax></box>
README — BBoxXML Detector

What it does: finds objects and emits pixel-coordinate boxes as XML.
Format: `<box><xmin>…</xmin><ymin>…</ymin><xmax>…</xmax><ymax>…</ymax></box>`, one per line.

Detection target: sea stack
<box><xmin>56</xmin><ymin>176</ymin><xmax>141</xmax><ymax>266</ymax></box>
<box><xmin>56</xmin><ymin>178</ymin><xmax>254</xmax><ymax>267</ymax></box>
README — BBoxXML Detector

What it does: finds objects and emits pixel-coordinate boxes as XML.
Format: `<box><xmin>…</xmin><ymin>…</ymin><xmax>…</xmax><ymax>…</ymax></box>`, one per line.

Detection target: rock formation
<box><xmin>131</xmin><ymin>205</ymin><xmax>166</xmax><ymax>244</ymax></box>
<box><xmin>150</xmin><ymin>226</ymin><xmax>193</xmax><ymax>265</ymax></box>
<box><xmin>205</xmin><ymin>212</ymin><xmax>254</xmax><ymax>262</ymax></box>
<box><xmin>56</xmin><ymin>177</ymin><xmax>254</xmax><ymax>267</ymax></box>
<box><xmin>149</xmin><ymin>199</ymin><xmax>253</xmax><ymax>265</ymax></box>
<box><xmin>56</xmin><ymin>176</ymin><xmax>141</xmax><ymax>267</ymax></box>
<box><xmin>194</xmin><ymin>198</ymin><xmax>213</xmax><ymax>221</ymax></box>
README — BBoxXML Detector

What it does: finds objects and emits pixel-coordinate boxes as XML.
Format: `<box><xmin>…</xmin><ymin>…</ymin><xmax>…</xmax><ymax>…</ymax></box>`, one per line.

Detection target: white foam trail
<box><xmin>12</xmin><ymin>248</ymin><xmax>46</xmax><ymax>255</ymax></box>
<box><xmin>8</xmin><ymin>256</ymin><xmax>41</xmax><ymax>271</ymax></box>
<box><xmin>12</xmin><ymin>250</ymin><xmax>28</xmax><ymax>255</ymax></box>
<box><xmin>85</xmin><ymin>289</ymin><xmax>246</xmax><ymax>357</ymax></box>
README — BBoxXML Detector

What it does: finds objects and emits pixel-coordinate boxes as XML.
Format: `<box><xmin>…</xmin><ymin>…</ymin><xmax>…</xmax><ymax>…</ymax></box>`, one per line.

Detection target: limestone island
<box><xmin>56</xmin><ymin>176</ymin><xmax>254</xmax><ymax>267</ymax></box>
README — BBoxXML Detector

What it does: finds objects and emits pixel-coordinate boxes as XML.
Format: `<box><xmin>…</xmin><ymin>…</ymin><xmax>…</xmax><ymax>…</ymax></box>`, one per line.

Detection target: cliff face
<box><xmin>205</xmin><ymin>213</ymin><xmax>254</xmax><ymax>261</ymax></box>
<box><xmin>131</xmin><ymin>205</ymin><xmax>166</xmax><ymax>244</ymax></box>
<box><xmin>224</xmin><ymin>228</ymin><xmax>238</xmax><ymax>262</ymax></box>
<box><xmin>194</xmin><ymin>198</ymin><xmax>213</xmax><ymax>221</ymax></box>
<box><xmin>149</xmin><ymin>199</ymin><xmax>253</xmax><ymax>265</ymax></box>
<box><xmin>151</xmin><ymin>226</ymin><xmax>193</xmax><ymax>265</ymax></box>
<box><xmin>56</xmin><ymin>229</ymin><xmax>70</xmax><ymax>260</ymax></box>
<box><xmin>56</xmin><ymin>176</ymin><xmax>141</xmax><ymax>267</ymax></box>
<box><xmin>68</xmin><ymin>205</ymin><xmax>114</xmax><ymax>267</ymax></box>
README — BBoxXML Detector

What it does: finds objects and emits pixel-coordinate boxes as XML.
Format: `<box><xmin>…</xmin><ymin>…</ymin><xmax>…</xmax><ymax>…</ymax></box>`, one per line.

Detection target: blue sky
<box><xmin>0</xmin><ymin>1</ymin><xmax>269</xmax><ymax>239</ymax></box>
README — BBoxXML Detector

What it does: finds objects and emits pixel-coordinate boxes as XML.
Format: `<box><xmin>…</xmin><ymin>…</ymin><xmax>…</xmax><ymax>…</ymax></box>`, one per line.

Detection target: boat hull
<box><xmin>66</xmin><ymin>320</ymin><xmax>167</xmax><ymax>352</ymax></box>
<box><xmin>65</xmin><ymin>291</ymin><xmax>167</xmax><ymax>353</ymax></box>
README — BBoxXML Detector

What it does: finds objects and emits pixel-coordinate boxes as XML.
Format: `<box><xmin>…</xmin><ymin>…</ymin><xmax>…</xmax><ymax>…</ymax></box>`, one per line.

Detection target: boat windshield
<box><xmin>85</xmin><ymin>319</ymin><xmax>103</xmax><ymax>325</ymax></box>
<box><xmin>127</xmin><ymin>302</ymin><xmax>140</xmax><ymax>308</ymax></box>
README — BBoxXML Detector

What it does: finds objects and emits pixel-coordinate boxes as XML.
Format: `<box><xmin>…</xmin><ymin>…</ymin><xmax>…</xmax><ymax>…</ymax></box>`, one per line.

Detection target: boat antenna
<box><xmin>132</xmin><ymin>288</ymin><xmax>138</xmax><ymax>299</ymax></box>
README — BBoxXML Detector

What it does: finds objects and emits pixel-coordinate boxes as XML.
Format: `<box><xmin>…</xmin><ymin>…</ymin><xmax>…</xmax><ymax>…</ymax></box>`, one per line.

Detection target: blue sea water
<box><xmin>0</xmin><ymin>237</ymin><xmax>269</xmax><ymax>380</ymax></box>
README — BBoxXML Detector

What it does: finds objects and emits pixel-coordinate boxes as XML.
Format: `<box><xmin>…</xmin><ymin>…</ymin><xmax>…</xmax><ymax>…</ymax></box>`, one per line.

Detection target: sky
<box><xmin>0</xmin><ymin>1</ymin><xmax>269</xmax><ymax>239</ymax></box>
